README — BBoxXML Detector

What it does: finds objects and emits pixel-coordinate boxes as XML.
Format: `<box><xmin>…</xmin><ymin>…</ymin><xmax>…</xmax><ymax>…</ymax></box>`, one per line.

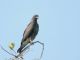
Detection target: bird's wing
<box><xmin>21</xmin><ymin>21</ymin><xmax>34</xmax><ymax>43</ymax></box>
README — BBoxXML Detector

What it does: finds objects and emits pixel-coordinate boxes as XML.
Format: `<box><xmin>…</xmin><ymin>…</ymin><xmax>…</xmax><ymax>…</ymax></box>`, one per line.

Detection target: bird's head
<box><xmin>32</xmin><ymin>15</ymin><xmax>39</xmax><ymax>21</ymax></box>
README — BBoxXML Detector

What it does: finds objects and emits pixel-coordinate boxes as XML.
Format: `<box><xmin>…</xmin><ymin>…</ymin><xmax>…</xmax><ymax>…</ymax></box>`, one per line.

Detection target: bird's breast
<box><xmin>31</xmin><ymin>23</ymin><xmax>39</xmax><ymax>40</ymax></box>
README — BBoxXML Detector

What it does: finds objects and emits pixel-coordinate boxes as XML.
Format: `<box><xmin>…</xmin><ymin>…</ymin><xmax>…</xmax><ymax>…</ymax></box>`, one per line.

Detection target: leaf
<box><xmin>9</xmin><ymin>42</ymin><xmax>15</xmax><ymax>50</ymax></box>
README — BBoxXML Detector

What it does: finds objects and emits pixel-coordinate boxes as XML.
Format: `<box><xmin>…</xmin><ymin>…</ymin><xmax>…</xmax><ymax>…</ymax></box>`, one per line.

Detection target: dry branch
<box><xmin>0</xmin><ymin>41</ymin><xmax>44</xmax><ymax>60</ymax></box>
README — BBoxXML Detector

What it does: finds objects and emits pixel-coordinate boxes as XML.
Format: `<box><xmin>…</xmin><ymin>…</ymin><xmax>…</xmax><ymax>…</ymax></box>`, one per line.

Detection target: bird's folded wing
<box><xmin>22</xmin><ymin>21</ymin><xmax>34</xmax><ymax>42</ymax></box>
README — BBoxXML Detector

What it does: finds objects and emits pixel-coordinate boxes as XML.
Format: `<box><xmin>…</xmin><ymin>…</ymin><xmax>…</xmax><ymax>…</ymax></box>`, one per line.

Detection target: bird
<box><xmin>17</xmin><ymin>15</ymin><xmax>39</xmax><ymax>53</ymax></box>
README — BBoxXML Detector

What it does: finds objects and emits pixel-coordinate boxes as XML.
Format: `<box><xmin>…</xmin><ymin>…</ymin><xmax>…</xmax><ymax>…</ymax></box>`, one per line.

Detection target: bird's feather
<box><xmin>17</xmin><ymin>15</ymin><xmax>39</xmax><ymax>53</ymax></box>
<box><xmin>21</xmin><ymin>21</ymin><xmax>34</xmax><ymax>44</ymax></box>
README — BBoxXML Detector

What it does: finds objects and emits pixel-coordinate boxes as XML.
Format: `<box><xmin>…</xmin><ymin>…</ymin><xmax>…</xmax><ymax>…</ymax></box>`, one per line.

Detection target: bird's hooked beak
<box><xmin>33</xmin><ymin>15</ymin><xmax>39</xmax><ymax>19</ymax></box>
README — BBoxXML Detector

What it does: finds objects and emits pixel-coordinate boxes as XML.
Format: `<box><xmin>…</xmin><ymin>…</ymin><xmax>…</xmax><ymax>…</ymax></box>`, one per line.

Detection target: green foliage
<box><xmin>9</xmin><ymin>42</ymin><xmax>15</xmax><ymax>50</ymax></box>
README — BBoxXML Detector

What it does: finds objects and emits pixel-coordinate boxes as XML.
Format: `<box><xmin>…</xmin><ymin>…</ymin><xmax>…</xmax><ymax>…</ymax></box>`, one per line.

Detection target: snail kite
<box><xmin>17</xmin><ymin>15</ymin><xmax>39</xmax><ymax>53</ymax></box>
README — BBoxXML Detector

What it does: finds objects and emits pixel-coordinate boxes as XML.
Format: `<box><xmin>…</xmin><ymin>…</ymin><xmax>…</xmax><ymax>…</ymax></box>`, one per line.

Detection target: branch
<box><xmin>33</xmin><ymin>41</ymin><xmax>44</xmax><ymax>59</ymax></box>
<box><xmin>0</xmin><ymin>44</ymin><xmax>16</xmax><ymax>57</ymax></box>
<box><xmin>0</xmin><ymin>41</ymin><xmax>44</xmax><ymax>60</ymax></box>
<box><xmin>19</xmin><ymin>41</ymin><xmax>44</xmax><ymax>59</ymax></box>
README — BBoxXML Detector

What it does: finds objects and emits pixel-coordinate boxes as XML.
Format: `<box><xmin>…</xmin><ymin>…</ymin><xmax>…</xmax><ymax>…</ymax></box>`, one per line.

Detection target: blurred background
<box><xmin>0</xmin><ymin>0</ymin><xmax>80</xmax><ymax>60</ymax></box>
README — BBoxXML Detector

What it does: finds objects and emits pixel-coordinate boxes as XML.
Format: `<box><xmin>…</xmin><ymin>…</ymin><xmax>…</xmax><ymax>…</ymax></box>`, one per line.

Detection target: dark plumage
<box><xmin>17</xmin><ymin>15</ymin><xmax>39</xmax><ymax>53</ymax></box>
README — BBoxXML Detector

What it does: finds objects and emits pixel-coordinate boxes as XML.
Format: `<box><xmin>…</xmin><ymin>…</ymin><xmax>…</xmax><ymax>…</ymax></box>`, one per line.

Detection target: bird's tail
<box><xmin>17</xmin><ymin>47</ymin><xmax>23</xmax><ymax>53</ymax></box>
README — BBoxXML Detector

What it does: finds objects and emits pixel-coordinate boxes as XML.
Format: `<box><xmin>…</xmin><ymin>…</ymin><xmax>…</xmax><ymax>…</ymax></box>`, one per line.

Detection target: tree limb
<box><xmin>0</xmin><ymin>41</ymin><xmax>44</xmax><ymax>60</ymax></box>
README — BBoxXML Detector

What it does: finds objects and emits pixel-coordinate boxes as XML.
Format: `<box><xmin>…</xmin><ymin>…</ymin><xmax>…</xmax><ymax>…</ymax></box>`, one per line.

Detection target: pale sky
<box><xmin>0</xmin><ymin>0</ymin><xmax>80</xmax><ymax>60</ymax></box>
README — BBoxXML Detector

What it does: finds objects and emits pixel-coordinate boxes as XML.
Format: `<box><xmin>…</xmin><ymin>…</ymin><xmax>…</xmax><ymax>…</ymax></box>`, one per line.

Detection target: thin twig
<box><xmin>0</xmin><ymin>45</ymin><xmax>16</xmax><ymax>57</ymax></box>
<box><xmin>21</xmin><ymin>41</ymin><xmax>44</xmax><ymax>59</ymax></box>
<box><xmin>0</xmin><ymin>41</ymin><xmax>44</xmax><ymax>60</ymax></box>
<box><xmin>12</xmin><ymin>49</ymin><xmax>17</xmax><ymax>54</ymax></box>
<box><xmin>32</xmin><ymin>41</ymin><xmax>44</xmax><ymax>59</ymax></box>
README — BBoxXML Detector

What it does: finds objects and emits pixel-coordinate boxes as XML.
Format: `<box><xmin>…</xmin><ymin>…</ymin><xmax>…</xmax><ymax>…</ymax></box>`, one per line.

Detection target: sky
<box><xmin>0</xmin><ymin>0</ymin><xmax>80</xmax><ymax>60</ymax></box>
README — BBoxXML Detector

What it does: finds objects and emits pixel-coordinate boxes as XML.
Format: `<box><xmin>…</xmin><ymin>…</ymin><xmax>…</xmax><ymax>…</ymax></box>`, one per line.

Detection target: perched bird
<box><xmin>17</xmin><ymin>15</ymin><xmax>39</xmax><ymax>53</ymax></box>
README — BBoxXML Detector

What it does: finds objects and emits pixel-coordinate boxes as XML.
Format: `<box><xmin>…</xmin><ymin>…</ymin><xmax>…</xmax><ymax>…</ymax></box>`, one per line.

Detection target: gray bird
<box><xmin>17</xmin><ymin>15</ymin><xmax>39</xmax><ymax>53</ymax></box>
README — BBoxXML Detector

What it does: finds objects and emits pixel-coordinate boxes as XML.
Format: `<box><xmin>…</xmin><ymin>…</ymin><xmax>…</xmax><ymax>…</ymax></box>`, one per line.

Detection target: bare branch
<box><xmin>0</xmin><ymin>41</ymin><xmax>44</xmax><ymax>60</ymax></box>
<box><xmin>20</xmin><ymin>41</ymin><xmax>44</xmax><ymax>59</ymax></box>
<box><xmin>32</xmin><ymin>41</ymin><xmax>44</xmax><ymax>59</ymax></box>
<box><xmin>0</xmin><ymin>44</ymin><xmax>16</xmax><ymax>57</ymax></box>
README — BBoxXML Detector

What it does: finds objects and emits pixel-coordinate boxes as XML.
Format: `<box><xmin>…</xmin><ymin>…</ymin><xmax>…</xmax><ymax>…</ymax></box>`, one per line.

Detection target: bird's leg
<box><xmin>29</xmin><ymin>38</ymin><xmax>33</xmax><ymax>45</ymax></box>
<box><xmin>25</xmin><ymin>38</ymin><xmax>32</xmax><ymax>51</ymax></box>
